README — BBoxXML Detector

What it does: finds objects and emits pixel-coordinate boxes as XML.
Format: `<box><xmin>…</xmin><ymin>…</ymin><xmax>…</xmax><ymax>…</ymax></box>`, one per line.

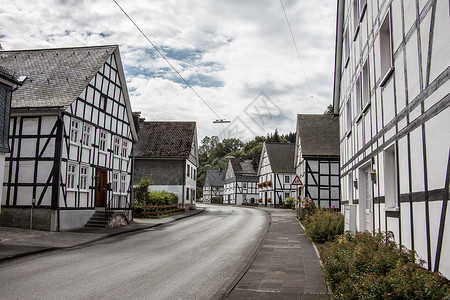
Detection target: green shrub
<box><xmin>133</xmin><ymin>178</ymin><xmax>152</xmax><ymax>205</ymax></box>
<box><xmin>303</xmin><ymin>209</ymin><xmax>344</xmax><ymax>243</ymax></box>
<box><xmin>147</xmin><ymin>190</ymin><xmax>178</xmax><ymax>206</ymax></box>
<box><xmin>320</xmin><ymin>232</ymin><xmax>450</xmax><ymax>299</ymax></box>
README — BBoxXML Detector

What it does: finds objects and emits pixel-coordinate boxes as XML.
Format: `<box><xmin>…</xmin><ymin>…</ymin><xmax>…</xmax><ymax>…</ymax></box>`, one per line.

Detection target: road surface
<box><xmin>0</xmin><ymin>205</ymin><xmax>268</xmax><ymax>299</ymax></box>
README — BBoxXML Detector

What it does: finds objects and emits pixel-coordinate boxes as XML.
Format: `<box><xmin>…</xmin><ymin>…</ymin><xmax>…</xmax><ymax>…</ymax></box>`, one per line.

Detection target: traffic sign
<box><xmin>291</xmin><ymin>175</ymin><xmax>303</xmax><ymax>186</ymax></box>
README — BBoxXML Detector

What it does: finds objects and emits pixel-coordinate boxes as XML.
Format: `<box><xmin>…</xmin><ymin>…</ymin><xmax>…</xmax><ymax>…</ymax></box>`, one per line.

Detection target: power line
<box><xmin>112</xmin><ymin>0</ymin><xmax>223</xmax><ymax>120</ymax></box>
<box><xmin>279</xmin><ymin>0</ymin><xmax>313</xmax><ymax>98</ymax></box>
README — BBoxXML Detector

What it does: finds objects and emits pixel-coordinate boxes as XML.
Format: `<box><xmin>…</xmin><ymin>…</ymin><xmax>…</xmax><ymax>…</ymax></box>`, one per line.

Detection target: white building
<box><xmin>333</xmin><ymin>0</ymin><xmax>450</xmax><ymax>276</ymax></box>
<box><xmin>0</xmin><ymin>45</ymin><xmax>138</xmax><ymax>231</ymax></box>
<box><xmin>258</xmin><ymin>142</ymin><xmax>296</xmax><ymax>206</ymax></box>
<box><xmin>202</xmin><ymin>169</ymin><xmax>224</xmax><ymax>204</ymax></box>
<box><xmin>294</xmin><ymin>114</ymin><xmax>340</xmax><ymax>209</ymax></box>
<box><xmin>223</xmin><ymin>156</ymin><xmax>258</xmax><ymax>205</ymax></box>
<box><xmin>133</xmin><ymin>121</ymin><xmax>198</xmax><ymax>210</ymax></box>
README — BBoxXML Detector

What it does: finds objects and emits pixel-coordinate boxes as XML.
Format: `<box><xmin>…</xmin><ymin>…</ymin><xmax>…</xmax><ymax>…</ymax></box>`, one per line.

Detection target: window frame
<box><xmin>82</xmin><ymin>124</ymin><xmax>92</xmax><ymax>147</ymax></box>
<box><xmin>79</xmin><ymin>165</ymin><xmax>89</xmax><ymax>191</ymax></box>
<box><xmin>99</xmin><ymin>130</ymin><xmax>107</xmax><ymax>152</ymax></box>
<box><xmin>120</xmin><ymin>173</ymin><xmax>127</xmax><ymax>194</ymax></box>
<box><xmin>113</xmin><ymin>137</ymin><xmax>121</xmax><ymax>156</ymax></box>
<box><xmin>70</xmin><ymin>120</ymin><xmax>80</xmax><ymax>144</ymax></box>
<box><xmin>284</xmin><ymin>175</ymin><xmax>290</xmax><ymax>184</ymax></box>
<box><xmin>112</xmin><ymin>171</ymin><xmax>120</xmax><ymax>194</ymax></box>
<box><xmin>67</xmin><ymin>163</ymin><xmax>78</xmax><ymax>190</ymax></box>
<box><xmin>379</xmin><ymin>8</ymin><xmax>394</xmax><ymax>87</ymax></box>
<box><xmin>384</xmin><ymin>144</ymin><xmax>399</xmax><ymax>210</ymax></box>
<box><xmin>121</xmin><ymin>140</ymin><xmax>128</xmax><ymax>158</ymax></box>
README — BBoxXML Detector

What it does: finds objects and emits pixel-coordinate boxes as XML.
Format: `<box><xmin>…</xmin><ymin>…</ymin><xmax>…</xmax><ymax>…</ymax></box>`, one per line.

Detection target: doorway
<box><xmin>358</xmin><ymin>166</ymin><xmax>372</xmax><ymax>232</ymax></box>
<box><xmin>95</xmin><ymin>168</ymin><xmax>108</xmax><ymax>207</ymax></box>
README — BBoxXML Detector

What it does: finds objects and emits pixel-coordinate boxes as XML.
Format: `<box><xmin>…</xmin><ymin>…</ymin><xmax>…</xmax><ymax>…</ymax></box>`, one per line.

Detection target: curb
<box><xmin>0</xmin><ymin>208</ymin><xmax>205</xmax><ymax>264</ymax></box>
<box><xmin>213</xmin><ymin>207</ymin><xmax>271</xmax><ymax>300</ymax></box>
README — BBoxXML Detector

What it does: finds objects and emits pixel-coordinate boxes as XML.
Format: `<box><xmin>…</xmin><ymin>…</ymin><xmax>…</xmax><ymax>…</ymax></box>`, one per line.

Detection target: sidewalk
<box><xmin>0</xmin><ymin>208</ymin><xmax>204</xmax><ymax>263</ymax></box>
<box><xmin>227</xmin><ymin>208</ymin><xmax>330</xmax><ymax>300</ymax></box>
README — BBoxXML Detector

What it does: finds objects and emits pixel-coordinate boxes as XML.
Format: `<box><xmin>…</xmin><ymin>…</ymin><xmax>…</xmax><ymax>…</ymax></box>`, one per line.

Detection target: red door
<box><xmin>95</xmin><ymin>168</ymin><xmax>107</xmax><ymax>207</ymax></box>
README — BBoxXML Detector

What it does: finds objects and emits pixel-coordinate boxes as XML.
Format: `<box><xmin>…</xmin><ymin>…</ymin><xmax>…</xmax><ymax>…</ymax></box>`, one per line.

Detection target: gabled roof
<box><xmin>134</xmin><ymin>121</ymin><xmax>196</xmax><ymax>158</ymax></box>
<box><xmin>0</xmin><ymin>45</ymin><xmax>117</xmax><ymax>109</ymax></box>
<box><xmin>296</xmin><ymin>114</ymin><xmax>340</xmax><ymax>157</ymax></box>
<box><xmin>265</xmin><ymin>143</ymin><xmax>296</xmax><ymax>173</ymax></box>
<box><xmin>203</xmin><ymin>169</ymin><xmax>224</xmax><ymax>187</ymax></box>
<box><xmin>229</xmin><ymin>155</ymin><xmax>258</xmax><ymax>176</ymax></box>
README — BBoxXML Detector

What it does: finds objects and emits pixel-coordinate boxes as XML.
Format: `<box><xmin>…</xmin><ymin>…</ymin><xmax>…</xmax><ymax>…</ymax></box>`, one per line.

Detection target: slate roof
<box><xmin>0</xmin><ymin>45</ymin><xmax>117</xmax><ymax>109</ymax></box>
<box><xmin>203</xmin><ymin>169</ymin><xmax>224</xmax><ymax>187</ymax></box>
<box><xmin>0</xmin><ymin>65</ymin><xmax>20</xmax><ymax>85</ymax></box>
<box><xmin>265</xmin><ymin>143</ymin><xmax>296</xmax><ymax>173</ymax></box>
<box><xmin>134</xmin><ymin>121</ymin><xmax>196</xmax><ymax>158</ymax></box>
<box><xmin>296</xmin><ymin>114</ymin><xmax>340</xmax><ymax>157</ymax></box>
<box><xmin>229</xmin><ymin>155</ymin><xmax>258</xmax><ymax>176</ymax></box>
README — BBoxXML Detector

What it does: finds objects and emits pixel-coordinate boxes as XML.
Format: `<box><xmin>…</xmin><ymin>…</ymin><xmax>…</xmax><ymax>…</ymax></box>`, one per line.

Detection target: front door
<box><xmin>359</xmin><ymin>167</ymin><xmax>372</xmax><ymax>231</ymax></box>
<box><xmin>95</xmin><ymin>168</ymin><xmax>108</xmax><ymax>207</ymax></box>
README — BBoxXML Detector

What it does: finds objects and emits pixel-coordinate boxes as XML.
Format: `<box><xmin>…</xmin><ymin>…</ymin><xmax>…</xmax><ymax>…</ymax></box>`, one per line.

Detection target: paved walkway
<box><xmin>227</xmin><ymin>208</ymin><xmax>330</xmax><ymax>299</ymax></box>
<box><xmin>0</xmin><ymin>208</ymin><xmax>204</xmax><ymax>262</ymax></box>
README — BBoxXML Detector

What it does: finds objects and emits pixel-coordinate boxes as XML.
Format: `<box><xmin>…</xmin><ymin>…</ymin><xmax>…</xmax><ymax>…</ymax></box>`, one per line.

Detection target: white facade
<box><xmin>1</xmin><ymin>46</ymin><xmax>137</xmax><ymax>231</ymax></box>
<box><xmin>223</xmin><ymin>159</ymin><xmax>258</xmax><ymax>205</ymax></box>
<box><xmin>257</xmin><ymin>143</ymin><xmax>296</xmax><ymax>206</ymax></box>
<box><xmin>333</xmin><ymin>0</ymin><xmax>450</xmax><ymax>276</ymax></box>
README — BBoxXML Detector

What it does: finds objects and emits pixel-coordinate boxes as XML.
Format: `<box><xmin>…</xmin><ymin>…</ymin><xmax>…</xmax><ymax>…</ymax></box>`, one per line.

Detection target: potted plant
<box><xmin>267</xmin><ymin>197</ymin><xmax>272</xmax><ymax>203</ymax></box>
<box><xmin>267</xmin><ymin>180</ymin><xmax>272</xmax><ymax>187</ymax></box>
<box><xmin>257</xmin><ymin>198</ymin><xmax>262</xmax><ymax>203</ymax></box>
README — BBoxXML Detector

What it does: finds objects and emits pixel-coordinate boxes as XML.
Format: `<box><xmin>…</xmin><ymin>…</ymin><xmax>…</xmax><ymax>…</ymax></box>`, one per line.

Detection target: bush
<box><xmin>133</xmin><ymin>178</ymin><xmax>152</xmax><ymax>205</ymax></box>
<box><xmin>303</xmin><ymin>209</ymin><xmax>344</xmax><ymax>243</ymax></box>
<box><xmin>320</xmin><ymin>232</ymin><xmax>450</xmax><ymax>299</ymax></box>
<box><xmin>282</xmin><ymin>197</ymin><xmax>295</xmax><ymax>209</ymax></box>
<box><xmin>147</xmin><ymin>190</ymin><xmax>178</xmax><ymax>206</ymax></box>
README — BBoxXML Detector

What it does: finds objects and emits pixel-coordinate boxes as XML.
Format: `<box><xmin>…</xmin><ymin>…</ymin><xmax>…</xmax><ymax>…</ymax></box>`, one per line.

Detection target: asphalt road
<box><xmin>0</xmin><ymin>205</ymin><xmax>268</xmax><ymax>300</ymax></box>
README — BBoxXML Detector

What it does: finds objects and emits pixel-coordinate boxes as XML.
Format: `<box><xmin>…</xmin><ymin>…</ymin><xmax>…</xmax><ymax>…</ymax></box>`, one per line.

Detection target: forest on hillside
<box><xmin>196</xmin><ymin>130</ymin><xmax>296</xmax><ymax>197</ymax></box>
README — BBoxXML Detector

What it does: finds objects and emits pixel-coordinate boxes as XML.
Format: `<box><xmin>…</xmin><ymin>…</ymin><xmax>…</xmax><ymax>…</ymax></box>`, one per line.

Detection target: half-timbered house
<box><xmin>202</xmin><ymin>169</ymin><xmax>224</xmax><ymax>204</ymax></box>
<box><xmin>0</xmin><ymin>45</ymin><xmax>138</xmax><ymax>231</ymax></box>
<box><xmin>223</xmin><ymin>155</ymin><xmax>258</xmax><ymax>205</ymax></box>
<box><xmin>294</xmin><ymin>114</ymin><xmax>340</xmax><ymax>209</ymax></box>
<box><xmin>257</xmin><ymin>142</ymin><xmax>296</xmax><ymax>207</ymax></box>
<box><xmin>0</xmin><ymin>67</ymin><xmax>21</xmax><ymax>215</ymax></box>
<box><xmin>332</xmin><ymin>0</ymin><xmax>450</xmax><ymax>277</ymax></box>
<box><xmin>133</xmin><ymin>121</ymin><xmax>198</xmax><ymax>210</ymax></box>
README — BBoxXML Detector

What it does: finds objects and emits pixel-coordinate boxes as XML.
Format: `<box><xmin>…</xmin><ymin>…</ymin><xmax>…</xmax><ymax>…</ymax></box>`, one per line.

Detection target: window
<box><xmin>113</xmin><ymin>137</ymin><xmax>120</xmax><ymax>155</ymax></box>
<box><xmin>285</xmin><ymin>192</ymin><xmax>290</xmax><ymax>199</ymax></box>
<box><xmin>379</xmin><ymin>9</ymin><xmax>393</xmax><ymax>86</ymax></box>
<box><xmin>70</xmin><ymin>120</ymin><xmax>80</xmax><ymax>144</ymax></box>
<box><xmin>99</xmin><ymin>131</ymin><xmax>107</xmax><ymax>152</ymax></box>
<box><xmin>112</xmin><ymin>172</ymin><xmax>119</xmax><ymax>193</ymax></box>
<box><xmin>346</xmin><ymin>99</ymin><xmax>352</xmax><ymax>133</ymax></box>
<box><xmin>186</xmin><ymin>188</ymin><xmax>190</xmax><ymax>200</ymax></box>
<box><xmin>120</xmin><ymin>173</ymin><xmax>127</xmax><ymax>193</ymax></box>
<box><xmin>362</xmin><ymin>61</ymin><xmax>369</xmax><ymax>108</ymax></box>
<box><xmin>243</xmin><ymin>182</ymin><xmax>247</xmax><ymax>189</ymax></box>
<box><xmin>353</xmin><ymin>0</ymin><xmax>360</xmax><ymax>39</ymax></box>
<box><xmin>122</xmin><ymin>140</ymin><xmax>128</xmax><ymax>157</ymax></box>
<box><xmin>187</xmin><ymin>164</ymin><xmax>190</xmax><ymax>177</ymax></box>
<box><xmin>82</xmin><ymin>124</ymin><xmax>92</xmax><ymax>147</ymax></box>
<box><xmin>80</xmin><ymin>166</ymin><xmax>89</xmax><ymax>190</ymax></box>
<box><xmin>67</xmin><ymin>163</ymin><xmax>77</xmax><ymax>189</ymax></box>
<box><xmin>384</xmin><ymin>145</ymin><xmax>398</xmax><ymax>209</ymax></box>
<box><xmin>356</xmin><ymin>77</ymin><xmax>362</xmax><ymax>114</ymax></box>
<box><xmin>284</xmin><ymin>175</ymin><xmax>290</xmax><ymax>184</ymax></box>
<box><xmin>343</xmin><ymin>28</ymin><xmax>350</xmax><ymax>68</ymax></box>
<box><xmin>99</xmin><ymin>95</ymin><xmax>107</xmax><ymax>111</ymax></box>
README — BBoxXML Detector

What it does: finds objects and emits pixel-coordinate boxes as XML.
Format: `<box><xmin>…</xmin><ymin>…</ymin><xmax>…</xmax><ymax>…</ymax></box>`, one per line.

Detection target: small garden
<box><xmin>133</xmin><ymin>178</ymin><xmax>181</xmax><ymax>218</ymax></box>
<box><xmin>299</xmin><ymin>198</ymin><xmax>449</xmax><ymax>299</ymax></box>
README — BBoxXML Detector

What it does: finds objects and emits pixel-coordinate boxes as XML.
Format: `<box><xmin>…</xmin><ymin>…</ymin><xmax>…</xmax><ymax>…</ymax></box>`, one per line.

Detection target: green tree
<box><xmin>324</xmin><ymin>104</ymin><xmax>334</xmax><ymax>115</ymax></box>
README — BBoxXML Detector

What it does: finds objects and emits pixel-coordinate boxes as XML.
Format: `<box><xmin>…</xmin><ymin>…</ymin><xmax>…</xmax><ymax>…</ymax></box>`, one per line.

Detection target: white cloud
<box><xmin>1</xmin><ymin>0</ymin><xmax>336</xmax><ymax>141</ymax></box>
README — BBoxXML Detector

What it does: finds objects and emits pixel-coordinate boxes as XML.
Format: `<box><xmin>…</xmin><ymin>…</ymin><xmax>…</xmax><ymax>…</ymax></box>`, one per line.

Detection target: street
<box><xmin>0</xmin><ymin>205</ymin><xmax>268</xmax><ymax>300</ymax></box>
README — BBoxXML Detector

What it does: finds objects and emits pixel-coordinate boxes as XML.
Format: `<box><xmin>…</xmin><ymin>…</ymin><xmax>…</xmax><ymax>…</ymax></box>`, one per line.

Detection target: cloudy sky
<box><xmin>1</xmin><ymin>0</ymin><xmax>337</xmax><ymax>141</ymax></box>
